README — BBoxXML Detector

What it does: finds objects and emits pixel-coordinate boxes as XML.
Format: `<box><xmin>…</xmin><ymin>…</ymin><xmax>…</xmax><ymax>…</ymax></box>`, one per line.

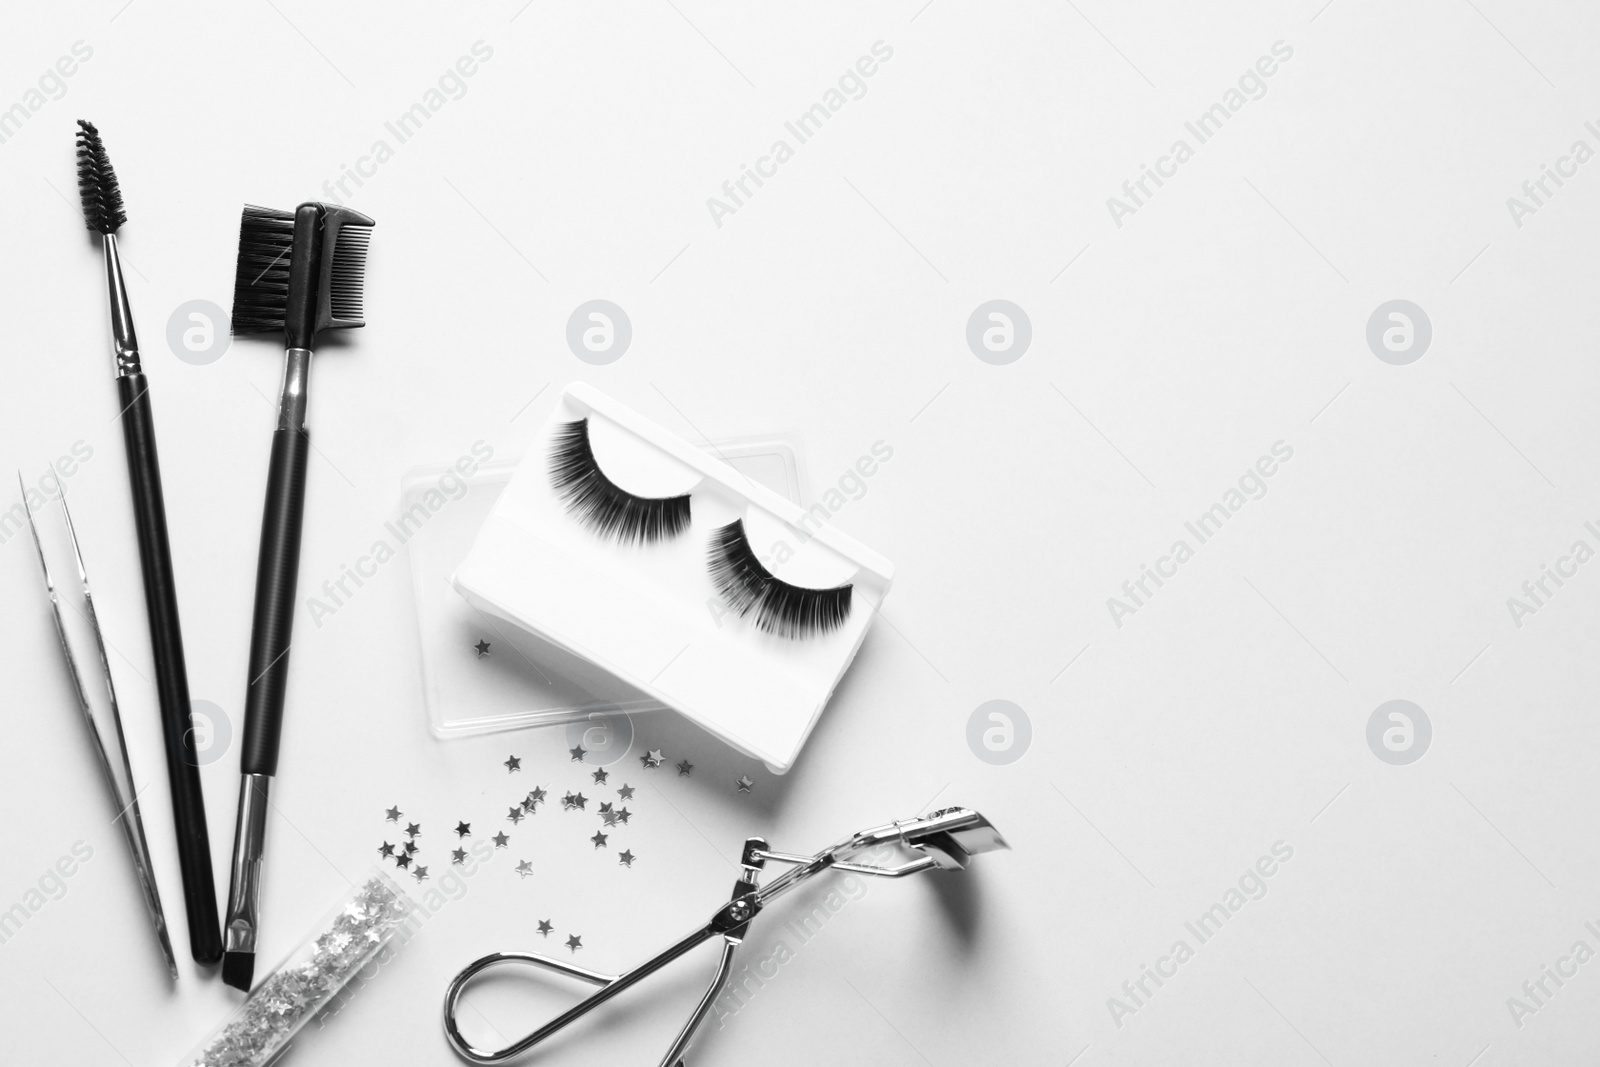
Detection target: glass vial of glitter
<box><xmin>181</xmin><ymin>869</ymin><xmax>416</xmax><ymax>1067</ymax></box>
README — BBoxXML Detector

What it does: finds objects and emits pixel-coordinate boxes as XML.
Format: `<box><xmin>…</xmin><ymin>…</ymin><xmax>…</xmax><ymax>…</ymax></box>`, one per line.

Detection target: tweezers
<box><xmin>21</xmin><ymin>473</ymin><xmax>178</xmax><ymax>978</ymax></box>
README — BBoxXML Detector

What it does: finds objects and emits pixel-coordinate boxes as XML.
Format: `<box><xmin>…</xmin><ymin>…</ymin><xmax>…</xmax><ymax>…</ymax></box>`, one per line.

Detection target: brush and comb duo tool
<box><xmin>76</xmin><ymin>119</ymin><xmax>223</xmax><ymax>967</ymax></box>
<box><xmin>222</xmin><ymin>201</ymin><xmax>374</xmax><ymax>991</ymax></box>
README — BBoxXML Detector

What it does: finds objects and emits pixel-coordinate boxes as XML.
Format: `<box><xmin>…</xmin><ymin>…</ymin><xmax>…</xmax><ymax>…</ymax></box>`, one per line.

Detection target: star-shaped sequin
<box><xmin>562</xmin><ymin>792</ymin><xmax>587</xmax><ymax>811</ymax></box>
<box><xmin>454</xmin><ymin>821</ymin><xmax>471</xmax><ymax>838</ymax></box>
<box><xmin>601</xmin><ymin>811</ymin><xmax>621</xmax><ymax>827</ymax></box>
<box><xmin>566</xmin><ymin>935</ymin><xmax>582</xmax><ymax>952</ymax></box>
<box><xmin>394</xmin><ymin>853</ymin><xmax>412</xmax><ymax>869</ymax></box>
<box><xmin>504</xmin><ymin>754</ymin><xmax>521</xmax><ymax>772</ymax></box>
<box><xmin>537</xmin><ymin>920</ymin><xmax>554</xmax><ymax>937</ymax></box>
<box><xmin>403</xmin><ymin>840</ymin><xmax>418</xmax><ymax>856</ymax></box>
<box><xmin>507</xmin><ymin>806</ymin><xmax>525</xmax><ymax>824</ymax></box>
<box><xmin>451</xmin><ymin>847</ymin><xmax>468</xmax><ymax>864</ymax></box>
<box><xmin>736</xmin><ymin>775</ymin><xmax>754</xmax><ymax>793</ymax></box>
<box><xmin>377</xmin><ymin>841</ymin><xmax>395</xmax><ymax>858</ymax></box>
<box><xmin>617</xmin><ymin>785</ymin><xmax>635</xmax><ymax>800</ymax></box>
<box><xmin>618</xmin><ymin>850</ymin><xmax>635</xmax><ymax>868</ymax></box>
<box><xmin>616</xmin><ymin>807</ymin><xmax>632</xmax><ymax>825</ymax></box>
<box><xmin>413</xmin><ymin>866</ymin><xmax>429</xmax><ymax>883</ymax></box>
<box><xmin>591</xmin><ymin>831</ymin><xmax>608</xmax><ymax>849</ymax></box>
<box><xmin>640</xmin><ymin>749</ymin><xmax>664</xmax><ymax>769</ymax></box>
<box><xmin>405</xmin><ymin>822</ymin><xmax>422</xmax><ymax>838</ymax></box>
<box><xmin>515</xmin><ymin>860</ymin><xmax>533</xmax><ymax>878</ymax></box>
<box><xmin>475</xmin><ymin>639</ymin><xmax>491</xmax><ymax>657</ymax></box>
<box><xmin>591</xmin><ymin>767</ymin><xmax>609</xmax><ymax>785</ymax></box>
<box><xmin>598</xmin><ymin>801</ymin><xmax>613</xmax><ymax>814</ymax></box>
<box><xmin>385</xmin><ymin>806</ymin><xmax>402</xmax><ymax>822</ymax></box>
<box><xmin>676</xmin><ymin>760</ymin><xmax>693</xmax><ymax>777</ymax></box>
<box><xmin>492</xmin><ymin>831</ymin><xmax>509</xmax><ymax>848</ymax></box>
<box><xmin>569</xmin><ymin>744</ymin><xmax>587</xmax><ymax>763</ymax></box>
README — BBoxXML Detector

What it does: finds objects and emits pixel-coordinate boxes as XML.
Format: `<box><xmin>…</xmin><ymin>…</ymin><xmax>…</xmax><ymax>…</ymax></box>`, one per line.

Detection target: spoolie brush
<box><xmin>75</xmin><ymin>120</ymin><xmax>127</xmax><ymax>235</ymax></box>
<box><xmin>222</xmin><ymin>199</ymin><xmax>374</xmax><ymax>991</ymax></box>
<box><xmin>75</xmin><ymin>119</ymin><xmax>223</xmax><ymax>970</ymax></box>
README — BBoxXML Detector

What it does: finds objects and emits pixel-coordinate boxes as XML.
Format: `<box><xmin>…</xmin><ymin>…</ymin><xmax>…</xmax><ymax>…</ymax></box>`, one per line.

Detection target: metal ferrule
<box><xmin>277</xmin><ymin>348</ymin><xmax>312</xmax><ymax>432</ymax></box>
<box><xmin>102</xmin><ymin>233</ymin><xmax>140</xmax><ymax>377</ymax></box>
<box><xmin>223</xmin><ymin>774</ymin><xmax>271</xmax><ymax>957</ymax></box>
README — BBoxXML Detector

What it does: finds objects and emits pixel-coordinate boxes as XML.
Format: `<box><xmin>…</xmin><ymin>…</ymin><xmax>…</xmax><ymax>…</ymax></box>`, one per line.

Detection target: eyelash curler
<box><xmin>442</xmin><ymin>806</ymin><xmax>1008</xmax><ymax>1066</ymax></box>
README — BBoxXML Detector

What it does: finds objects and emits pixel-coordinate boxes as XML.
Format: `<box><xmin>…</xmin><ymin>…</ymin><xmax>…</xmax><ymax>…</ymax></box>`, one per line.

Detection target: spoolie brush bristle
<box><xmin>231</xmin><ymin>205</ymin><xmax>295</xmax><ymax>335</ymax></box>
<box><xmin>74</xmin><ymin>120</ymin><xmax>126</xmax><ymax>235</ymax></box>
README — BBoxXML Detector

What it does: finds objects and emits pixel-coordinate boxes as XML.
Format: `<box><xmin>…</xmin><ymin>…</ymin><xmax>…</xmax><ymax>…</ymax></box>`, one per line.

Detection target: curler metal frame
<box><xmin>442</xmin><ymin>806</ymin><xmax>1007</xmax><ymax>1066</ymax></box>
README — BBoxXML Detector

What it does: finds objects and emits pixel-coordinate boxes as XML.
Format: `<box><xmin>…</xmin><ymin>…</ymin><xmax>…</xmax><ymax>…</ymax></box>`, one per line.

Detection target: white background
<box><xmin>2</xmin><ymin>1</ymin><xmax>1598</xmax><ymax>1064</ymax></box>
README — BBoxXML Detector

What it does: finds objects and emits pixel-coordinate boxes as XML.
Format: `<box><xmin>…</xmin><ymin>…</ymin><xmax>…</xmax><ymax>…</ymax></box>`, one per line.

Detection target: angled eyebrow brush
<box><xmin>76</xmin><ymin>119</ymin><xmax>223</xmax><ymax>967</ymax></box>
<box><xmin>223</xmin><ymin>201</ymin><xmax>373</xmax><ymax>991</ymax></box>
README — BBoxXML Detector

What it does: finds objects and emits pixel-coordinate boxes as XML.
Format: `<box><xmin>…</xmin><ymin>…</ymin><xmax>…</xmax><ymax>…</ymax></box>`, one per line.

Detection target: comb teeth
<box><xmin>74</xmin><ymin>120</ymin><xmax>126</xmax><ymax>234</ymax></box>
<box><xmin>231</xmin><ymin>205</ymin><xmax>295</xmax><ymax>335</ymax></box>
<box><xmin>327</xmin><ymin>224</ymin><xmax>372</xmax><ymax>323</ymax></box>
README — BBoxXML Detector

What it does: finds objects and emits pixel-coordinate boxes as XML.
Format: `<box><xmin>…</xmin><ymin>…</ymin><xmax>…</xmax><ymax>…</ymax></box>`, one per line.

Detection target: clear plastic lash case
<box><xmin>407</xmin><ymin>383</ymin><xmax>893</xmax><ymax>773</ymax></box>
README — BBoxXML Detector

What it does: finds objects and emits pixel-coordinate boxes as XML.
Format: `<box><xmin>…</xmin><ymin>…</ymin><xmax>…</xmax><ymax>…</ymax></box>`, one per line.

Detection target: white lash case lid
<box><xmin>452</xmin><ymin>382</ymin><xmax>894</xmax><ymax>773</ymax></box>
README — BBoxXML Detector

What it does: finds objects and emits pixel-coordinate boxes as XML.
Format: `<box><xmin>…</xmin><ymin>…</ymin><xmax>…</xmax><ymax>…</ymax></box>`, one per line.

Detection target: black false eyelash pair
<box><xmin>549</xmin><ymin>419</ymin><xmax>852</xmax><ymax>639</ymax></box>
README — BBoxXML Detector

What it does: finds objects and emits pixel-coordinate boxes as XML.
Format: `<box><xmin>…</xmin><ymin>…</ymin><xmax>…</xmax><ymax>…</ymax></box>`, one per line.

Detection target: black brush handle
<box><xmin>116</xmin><ymin>372</ymin><xmax>224</xmax><ymax>965</ymax></box>
<box><xmin>241</xmin><ymin>424</ymin><xmax>309</xmax><ymax>777</ymax></box>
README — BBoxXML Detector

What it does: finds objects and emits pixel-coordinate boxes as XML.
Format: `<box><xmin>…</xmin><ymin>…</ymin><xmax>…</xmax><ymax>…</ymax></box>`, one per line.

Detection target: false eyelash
<box><xmin>549</xmin><ymin>419</ymin><xmax>692</xmax><ymax>543</ymax></box>
<box><xmin>707</xmin><ymin>519</ymin><xmax>852</xmax><ymax>638</ymax></box>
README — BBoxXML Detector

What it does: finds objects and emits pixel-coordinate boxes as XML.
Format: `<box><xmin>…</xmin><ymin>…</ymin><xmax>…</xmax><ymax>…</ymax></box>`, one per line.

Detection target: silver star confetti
<box><xmin>601</xmin><ymin>811</ymin><xmax>621</xmax><ymax>827</ymax></box>
<box><xmin>395</xmin><ymin>853</ymin><xmax>412</xmax><ymax>869</ymax></box>
<box><xmin>597</xmin><ymin>801</ymin><xmax>613</xmax><ymax>814</ymax></box>
<box><xmin>385</xmin><ymin>806</ymin><xmax>402</xmax><ymax>822</ymax></box>
<box><xmin>591</xmin><ymin>831</ymin><xmax>608</xmax><ymax>849</ymax></box>
<box><xmin>377</xmin><ymin>842</ymin><xmax>394</xmax><ymax>858</ymax></box>
<box><xmin>640</xmin><ymin>749</ymin><xmax>664</xmax><ymax>769</ymax></box>
<box><xmin>504</xmin><ymin>754</ymin><xmax>522</xmax><ymax>772</ymax></box>
<box><xmin>451</xmin><ymin>848</ymin><xmax>467</xmax><ymax>865</ymax></box>
<box><xmin>566</xmin><ymin>935</ymin><xmax>582</xmax><ymax>952</ymax></box>
<box><xmin>507</xmin><ymin>806</ymin><xmax>525</xmax><ymax>824</ymax></box>
<box><xmin>591</xmin><ymin>767</ymin><xmax>609</xmax><ymax>785</ymax></box>
<box><xmin>676</xmin><ymin>759</ymin><xmax>693</xmax><ymax>777</ymax></box>
<box><xmin>569</xmin><ymin>744</ymin><xmax>587</xmax><ymax>763</ymax></box>
<box><xmin>413</xmin><ymin>866</ymin><xmax>429</xmax><ymax>883</ymax></box>
<box><xmin>537</xmin><ymin>919</ymin><xmax>553</xmax><ymax>936</ymax></box>
<box><xmin>492</xmin><ymin>831</ymin><xmax>509</xmax><ymax>848</ymax></box>
<box><xmin>736</xmin><ymin>775</ymin><xmax>754</xmax><ymax>793</ymax></box>
<box><xmin>617</xmin><ymin>785</ymin><xmax>635</xmax><ymax>800</ymax></box>
<box><xmin>516</xmin><ymin>860</ymin><xmax>533</xmax><ymax>878</ymax></box>
<box><xmin>475</xmin><ymin>639</ymin><xmax>491</xmax><ymax>657</ymax></box>
<box><xmin>618</xmin><ymin>850</ymin><xmax>635</xmax><ymax>868</ymax></box>
<box><xmin>404</xmin><ymin>822</ymin><xmax>422</xmax><ymax>838</ymax></box>
<box><xmin>454</xmin><ymin>821</ymin><xmax>471</xmax><ymax>838</ymax></box>
<box><xmin>616</xmin><ymin>808</ymin><xmax>632</xmax><ymax>825</ymax></box>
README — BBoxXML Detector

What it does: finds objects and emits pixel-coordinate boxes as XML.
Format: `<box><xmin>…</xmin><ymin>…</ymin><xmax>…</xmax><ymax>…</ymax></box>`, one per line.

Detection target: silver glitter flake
<box><xmin>186</xmin><ymin>873</ymin><xmax>412</xmax><ymax>1067</ymax></box>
